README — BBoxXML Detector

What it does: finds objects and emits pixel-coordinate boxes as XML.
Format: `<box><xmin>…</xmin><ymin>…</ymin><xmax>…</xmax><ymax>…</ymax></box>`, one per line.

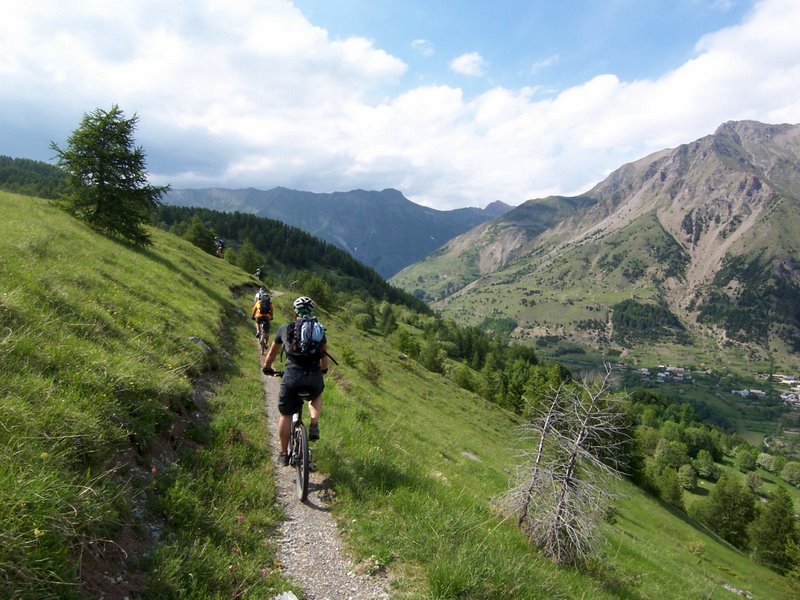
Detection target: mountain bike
<box><xmin>256</xmin><ymin>321</ymin><xmax>269</xmax><ymax>355</ymax></box>
<box><xmin>272</xmin><ymin>371</ymin><xmax>312</xmax><ymax>501</ymax></box>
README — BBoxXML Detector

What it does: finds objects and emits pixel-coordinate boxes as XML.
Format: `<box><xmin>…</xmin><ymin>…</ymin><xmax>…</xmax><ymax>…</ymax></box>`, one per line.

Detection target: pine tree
<box><xmin>692</xmin><ymin>474</ymin><xmax>756</xmax><ymax>549</ymax></box>
<box><xmin>184</xmin><ymin>216</ymin><xmax>216</xmax><ymax>254</ymax></box>
<box><xmin>748</xmin><ymin>486</ymin><xmax>797</xmax><ymax>572</ymax></box>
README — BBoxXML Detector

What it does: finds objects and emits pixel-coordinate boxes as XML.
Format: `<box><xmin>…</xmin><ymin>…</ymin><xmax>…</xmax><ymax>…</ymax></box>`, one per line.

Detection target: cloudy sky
<box><xmin>2</xmin><ymin>0</ymin><xmax>799</xmax><ymax>210</ymax></box>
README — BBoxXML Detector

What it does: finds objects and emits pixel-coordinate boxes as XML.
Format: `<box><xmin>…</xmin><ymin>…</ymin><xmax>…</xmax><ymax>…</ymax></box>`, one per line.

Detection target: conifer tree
<box><xmin>51</xmin><ymin>105</ymin><xmax>168</xmax><ymax>246</ymax></box>
<box><xmin>184</xmin><ymin>216</ymin><xmax>216</xmax><ymax>254</ymax></box>
<box><xmin>691</xmin><ymin>474</ymin><xmax>756</xmax><ymax>548</ymax></box>
<box><xmin>748</xmin><ymin>486</ymin><xmax>797</xmax><ymax>572</ymax></box>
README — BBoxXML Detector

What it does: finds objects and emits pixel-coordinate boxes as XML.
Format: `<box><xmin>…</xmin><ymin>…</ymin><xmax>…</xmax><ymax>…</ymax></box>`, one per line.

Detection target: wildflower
<box><xmin>33</xmin><ymin>528</ymin><xmax>45</xmax><ymax>538</ymax></box>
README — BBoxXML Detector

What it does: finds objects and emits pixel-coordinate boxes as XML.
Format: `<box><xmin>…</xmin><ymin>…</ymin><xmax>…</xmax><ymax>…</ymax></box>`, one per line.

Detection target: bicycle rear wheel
<box><xmin>293</xmin><ymin>423</ymin><xmax>310</xmax><ymax>501</ymax></box>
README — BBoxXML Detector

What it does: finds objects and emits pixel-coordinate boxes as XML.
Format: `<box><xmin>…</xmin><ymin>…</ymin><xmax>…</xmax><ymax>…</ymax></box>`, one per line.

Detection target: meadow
<box><xmin>1</xmin><ymin>191</ymin><xmax>795</xmax><ymax>598</ymax></box>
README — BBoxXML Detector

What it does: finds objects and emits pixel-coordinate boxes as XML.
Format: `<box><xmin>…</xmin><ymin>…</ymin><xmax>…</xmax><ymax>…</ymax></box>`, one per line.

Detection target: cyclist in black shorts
<box><xmin>262</xmin><ymin>296</ymin><xmax>328</xmax><ymax>465</ymax></box>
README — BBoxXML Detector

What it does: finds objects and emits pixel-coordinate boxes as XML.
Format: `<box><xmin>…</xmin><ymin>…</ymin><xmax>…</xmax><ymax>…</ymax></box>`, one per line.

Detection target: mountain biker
<box><xmin>262</xmin><ymin>296</ymin><xmax>328</xmax><ymax>466</ymax></box>
<box><xmin>254</xmin><ymin>285</ymin><xmax>267</xmax><ymax>303</ymax></box>
<box><xmin>255</xmin><ymin>266</ymin><xmax>263</xmax><ymax>281</ymax></box>
<box><xmin>251</xmin><ymin>290</ymin><xmax>274</xmax><ymax>342</ymax></box>
<box><xmin>214</xmin><ymin>236</ymin><xmax>225</xmax><ymax>257</ymax></box>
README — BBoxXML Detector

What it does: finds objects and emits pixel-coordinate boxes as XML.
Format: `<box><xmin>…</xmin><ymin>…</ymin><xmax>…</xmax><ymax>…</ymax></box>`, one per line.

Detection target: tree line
<box><xmin>153</xmin><ymin>205</ymin><xmax>430</xmax><ymax>314</ymax></box>
<box><xmin>626</xmin><ymin>388</ymin><xmax>800</xmax><ymax>574</ymax></box>
<box><xmin>0</xmin><ymin>155</ymin><xmax>66</xmax><ymax>199</ymax></box>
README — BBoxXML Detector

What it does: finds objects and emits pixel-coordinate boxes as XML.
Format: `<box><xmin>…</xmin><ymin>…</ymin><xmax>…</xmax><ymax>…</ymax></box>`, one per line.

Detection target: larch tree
<box><xmin>51</xmin><ymin>105</ymin><xmax>169</xmax><ymax>246</ymax></box>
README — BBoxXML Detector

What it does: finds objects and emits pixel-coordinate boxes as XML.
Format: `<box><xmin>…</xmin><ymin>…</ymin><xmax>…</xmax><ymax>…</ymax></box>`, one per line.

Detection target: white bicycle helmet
<box><xmin>293</xmin><ymin>296</ymin><xmax>315</xmax><ymax>315</ymax></box>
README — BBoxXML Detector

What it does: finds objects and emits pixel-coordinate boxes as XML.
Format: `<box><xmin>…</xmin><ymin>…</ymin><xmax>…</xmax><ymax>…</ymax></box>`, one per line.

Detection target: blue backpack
<box><xmin>285</xmin><ymin>317</ymin><xmax>324</xmax><ymax>357</ymax></box>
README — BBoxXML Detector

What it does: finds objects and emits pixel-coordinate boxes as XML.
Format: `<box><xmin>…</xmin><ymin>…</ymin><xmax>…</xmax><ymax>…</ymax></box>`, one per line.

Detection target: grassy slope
<box><xmin>1</xmin><ymin>192</ymin><xmax>794</xmax><ymax>598</ymax></box>
<box><xmin>308</xmin><ymin>310</ymin><xmax>794</xmax><ymax>598</ymax></box>
<box><xmin>0</xmin><ymin>192</ymin><xmax>286</xmax><ymax>598</ymax></box>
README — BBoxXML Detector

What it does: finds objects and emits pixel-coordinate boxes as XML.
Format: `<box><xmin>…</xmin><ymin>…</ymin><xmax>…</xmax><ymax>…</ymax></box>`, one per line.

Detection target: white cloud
<box><xmin>530</xmin><ymin>54</ymin><xmax>560</xmax><ymax>74</ymax></box>
<box><xmin>449</xmin><ymin>52</ymin><xmax>487</xmax><ymax>77</ymax></box>
<box><xmin>1</xmin><ymin>0</ymin><xmax>799</xmax><ymax>211</ymax></box>
<box><xmin>411</xmin><ymin>39</ymin><xmax>434</xmax><ymax>56</ymax></box>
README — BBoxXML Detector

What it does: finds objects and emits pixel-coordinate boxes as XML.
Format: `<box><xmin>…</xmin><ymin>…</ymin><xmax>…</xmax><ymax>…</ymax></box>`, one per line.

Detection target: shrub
<box><xmin>678</xmin><ymin>464</ymin><xmax>697</xmax><ymax>491</ymax></box>
<box><xmin>353</xmin><ymin>313</ymin><xmax>375</xmax><ymax>331</ymax></box>
<box><xmin>781</xmin><ymin>461</ymin><xmax>800</xmax><ymax>486</ymax></box>
<box><xmin>339</xmin><ymin>341</ymin><xmax>357</xmax><ymax>367</ymax></box>
<box><xmin>362</xmin><ymin>358</ymin><xmax>382</xmax><ymax>385</ymax></box>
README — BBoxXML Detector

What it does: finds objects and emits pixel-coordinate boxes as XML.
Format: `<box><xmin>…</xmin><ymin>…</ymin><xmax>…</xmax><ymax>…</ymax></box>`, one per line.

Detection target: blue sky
<box><xmin>295</xmin><ymin>0</ymin><xmax>752</xmax><ymax>90</ymax></box>
<box><xmin>1</xmin><ymin>0</ymin><xmax>799</xmax><ymax>210</ymax></box>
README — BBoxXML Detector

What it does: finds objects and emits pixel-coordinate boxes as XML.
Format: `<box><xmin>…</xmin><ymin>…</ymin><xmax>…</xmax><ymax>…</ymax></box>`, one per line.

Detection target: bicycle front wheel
<box><xmin>294</xmin><ymin>424</ymin><xmax>310</xmax><ymax>501</ymax></box>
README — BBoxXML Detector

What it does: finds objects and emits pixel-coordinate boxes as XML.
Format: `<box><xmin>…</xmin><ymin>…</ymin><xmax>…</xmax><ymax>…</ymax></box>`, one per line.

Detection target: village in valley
<box><xmin>632</xmin><ymin>365</ymin><xmax>800</xmax><ymax>407</ymax></box>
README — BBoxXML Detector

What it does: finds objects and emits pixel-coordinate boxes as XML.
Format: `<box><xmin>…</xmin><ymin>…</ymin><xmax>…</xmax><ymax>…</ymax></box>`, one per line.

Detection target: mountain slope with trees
<box><xmin>391</xmin><ymin>120</ymin><xmax>800</xmax><ymax>371</ymax></box>
<box><xmin>0</xmin><ymin>155</ymin><xmax>66</xmax><ymax>198</ymax></box>
<box><xmin>3</xmin><ymin>191</ymin><xmax>799</xmax><ymax>597</ymax></box>
<box><xmin>164</xmin><ymin>186</ymin><xmax>512</xmax><ymax>277</ymax></box>
<box><xmin>153</xmin><ymin>204</ymin><xmax>430</xmax><ymax>314</ymax></box>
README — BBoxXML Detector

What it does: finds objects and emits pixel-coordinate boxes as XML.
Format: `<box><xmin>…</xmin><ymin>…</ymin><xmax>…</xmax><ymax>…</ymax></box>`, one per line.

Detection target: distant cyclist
<box><xmin>214</xmin><ymin>236</ymin><xmax>225</xmax><ymax>257</ymax></box>
<box><xmin>263</xmin><ymin>296</ymin><xmax>328</xmax><ymax>465</ymax></box>
<box><xmin>251</xmin><ymin>290</ymin><xmax>273</xmax><ymax>341</ymax></box>
<box><xmin>254</xmin><ymin>285</ymin><xmax>268</xmax><ymax>303</ymax></box>
<box><xmin>255</xmin><ymin>266</ymin><xmax>263</xmax><ymax>281</ymax></box>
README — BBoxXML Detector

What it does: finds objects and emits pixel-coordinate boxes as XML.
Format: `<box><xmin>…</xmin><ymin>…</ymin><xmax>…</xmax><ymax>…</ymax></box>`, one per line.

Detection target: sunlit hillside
<box><xmin>1</xmin><ymin>191</ymin><xmax>795</xmax><ymax>599</ymax></box>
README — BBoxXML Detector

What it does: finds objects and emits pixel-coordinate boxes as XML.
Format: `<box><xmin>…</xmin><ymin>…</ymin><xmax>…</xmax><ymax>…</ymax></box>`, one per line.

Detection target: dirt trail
<box><xmin>261</xmin><ymin>374</ymin><xmax>392</xmax><ymax>600</ymax></box>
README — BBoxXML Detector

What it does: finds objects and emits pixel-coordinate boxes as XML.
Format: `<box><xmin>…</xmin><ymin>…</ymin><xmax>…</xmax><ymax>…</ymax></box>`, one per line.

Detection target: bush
<box><xmin>353</xmin><ymin>313</ymin><xmax>375</xmax><ymax>331</ymax></box>
<box><xmin>362</xmin><ymin>358</ymin><xmax>382</xmax><ymax>385</ymax></box>
<box><xmin>678</xmin><ymin>464</ymin><xmax>697</xmax><ymax>491</ymax></box>
<box><xmin>339</xmin><ymin>342</ymin><xmax>357</xmax><ymax>367</ymax></box>
<box><xmin>781</xmin><ymin>461</ymin><xmax>800</xmax><ymax>486</ymax></box>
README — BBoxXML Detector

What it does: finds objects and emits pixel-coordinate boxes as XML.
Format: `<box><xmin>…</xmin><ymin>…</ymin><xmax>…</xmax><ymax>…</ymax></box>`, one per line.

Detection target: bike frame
<box><xmin>289</xmin><ymin>406</ymin><xmax>310</xmax><ymax>501</ymax></box>
<box><xmin>271</xmin><ymin>370</ymin><xmax>312</xmax><ymax>501</ymax></box>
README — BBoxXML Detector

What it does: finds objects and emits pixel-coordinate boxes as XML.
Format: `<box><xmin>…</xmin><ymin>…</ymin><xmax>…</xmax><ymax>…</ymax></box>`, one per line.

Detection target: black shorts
<box><xmin>278</xmin><ymin>368</ymin><xmax>324</xmax><ymax>416</ymax></box>
<box><xmin>256</xmin><ymin>317</ymin><xmax>271</xmax><ymax>332</ymax></box>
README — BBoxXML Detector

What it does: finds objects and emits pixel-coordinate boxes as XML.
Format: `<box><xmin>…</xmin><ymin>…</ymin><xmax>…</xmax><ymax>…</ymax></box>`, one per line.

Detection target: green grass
<box><xmin>290</xmin><ymin>307</ymin><xmax>796</xmax><ymax>598</ymax></box>
<box><xmin>3</xmin><ymin>191</ymin><xmax>797</xmax><ymax>599</ymax></box>
<box><xmin>144</xmin><ymin>316</ymin><xmax>289</xmax><ymax>598</ymax></box>
<box><xmin>0</xmin><ymin>192</ymin><xmax>284</xmax><ymax>598</ymax></box>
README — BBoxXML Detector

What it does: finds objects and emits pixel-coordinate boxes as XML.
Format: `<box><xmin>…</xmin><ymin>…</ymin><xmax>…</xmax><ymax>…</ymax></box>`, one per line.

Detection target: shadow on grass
<box><xmin>327</xmin><ymin>449</ymin><xmax>426</xmax><ymax>502</ymax></box>
<box><xmin>645</xmin><ymin>490</ymin><xmax>743</xmax><ymax>554</ymax></box>
<box><xmin>133</xmin><ymin>244</ymin><xmax>234</xmax><ymax>310</ymax></box>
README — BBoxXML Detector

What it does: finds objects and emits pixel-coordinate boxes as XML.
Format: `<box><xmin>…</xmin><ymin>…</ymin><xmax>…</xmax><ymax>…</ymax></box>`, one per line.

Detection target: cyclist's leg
<box><xmin>277</xmin><ymin>373</ymin><xmax>303</xmax><ymax>455</ymax></box>
<box><xmin>260</xmin><ymin>318</ymin><xmax>270</xmax><ymax>345</ymax></box>
<box><xmin>297</xmin><ymin>370</ymin><xmax>324</xmax><ymax>439</ymax></box>
<box><xmin>309</xmin><ymin>395</ymin><xmax>322</xmax><ymax>427</ymax></box>
<box><xmin>278</xmin><ymin>414</ymin><xmax>291</xmax><ymax>455</ymax></box>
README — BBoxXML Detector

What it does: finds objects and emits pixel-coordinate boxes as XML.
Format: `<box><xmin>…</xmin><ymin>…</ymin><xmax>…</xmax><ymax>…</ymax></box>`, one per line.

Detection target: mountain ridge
<box><xmin>164</xmin><ymin>186</ymin><xmax>512</xmax><ymax>277</ymax></box>
<box><xmin>391</xmin><ymin>120</ymin><xmax>800</xmax><ymax>369</ymax></box>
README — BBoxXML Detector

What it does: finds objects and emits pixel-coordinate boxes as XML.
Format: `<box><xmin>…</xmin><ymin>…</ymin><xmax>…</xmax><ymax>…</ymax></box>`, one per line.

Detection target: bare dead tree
<box><xmin>499</xmin><ymin>366</ymin><xmax>628</xmax><ymax>565</ymax></box>
<box><xmin>515</xmin><ymin>380</ymin><xmax>571</xmax><ymax>526</ymax></box>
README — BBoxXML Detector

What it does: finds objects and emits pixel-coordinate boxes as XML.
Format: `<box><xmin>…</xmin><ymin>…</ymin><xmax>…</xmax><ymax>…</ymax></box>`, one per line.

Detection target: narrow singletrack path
<box><xmin>262</xmin><ymin>374</ymin><xmax>392</xmax><ymax>600</ymax></box>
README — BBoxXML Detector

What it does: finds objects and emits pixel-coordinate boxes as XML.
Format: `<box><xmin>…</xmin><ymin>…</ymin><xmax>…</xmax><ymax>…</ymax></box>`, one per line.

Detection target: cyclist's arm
<box><xmin>263</xmin><ymin>340</ymin><xmax>282</xmax><ymax>371</ymax></box>
<box><xmin>319</xmin><ymin>341</ymin><xmax>329</xmax><ymax>372</ymax></box>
